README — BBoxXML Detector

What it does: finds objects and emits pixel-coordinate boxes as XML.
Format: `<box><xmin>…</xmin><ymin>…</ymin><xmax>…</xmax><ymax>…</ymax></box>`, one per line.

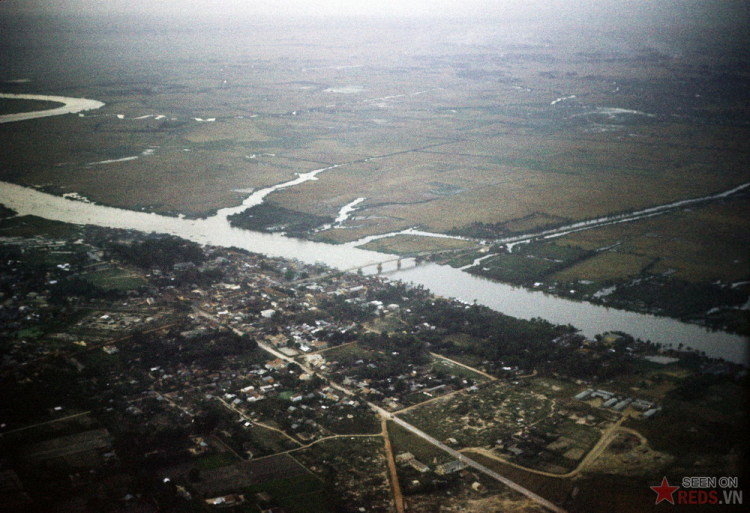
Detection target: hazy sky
<box><xmin>5</xmin><ymin>0</ymin><xmax>560</xmax><ymax>17</ymax></box>
<box><xmin>0</xmin><ymin>0</ymin><xmax>731</xmax><ymax>20</ymax></box>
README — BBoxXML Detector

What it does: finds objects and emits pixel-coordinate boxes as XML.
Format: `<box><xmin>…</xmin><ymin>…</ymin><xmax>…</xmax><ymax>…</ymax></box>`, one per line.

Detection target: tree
<box><xmin>188</xmin><ymin>468</ymin><xmax>202</xmax><ymax>482</ymax></box>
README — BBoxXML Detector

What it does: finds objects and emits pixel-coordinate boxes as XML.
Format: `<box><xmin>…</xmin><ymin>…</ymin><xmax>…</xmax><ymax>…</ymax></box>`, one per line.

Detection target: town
<box><xmin>0</xmin><ymin>218</ymin><xmax>746</xmax><ymax>512</ymax></box>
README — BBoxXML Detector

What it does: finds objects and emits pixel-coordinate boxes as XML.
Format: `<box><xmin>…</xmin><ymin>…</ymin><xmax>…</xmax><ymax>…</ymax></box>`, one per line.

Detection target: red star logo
<box><xmin>651</xmin><ymin>477</ymin><xmax>679</xmax><ymax>505</ymax></box>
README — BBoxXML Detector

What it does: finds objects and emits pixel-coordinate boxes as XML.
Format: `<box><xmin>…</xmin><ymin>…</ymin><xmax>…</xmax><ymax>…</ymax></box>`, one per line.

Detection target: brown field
<box><xmin>556</xmin><ymin>195</ymin><xmax>750</xmax><ymax>283</ymax></box>
<box><xmin>552</xmin><ymin>252</ymin><xmax>654</xmax><ymax>282</ymax></box>
<box><xmin>1</xmin><ymin>16</ymin><xmax>747</xmax><ymax>288</ymax></box>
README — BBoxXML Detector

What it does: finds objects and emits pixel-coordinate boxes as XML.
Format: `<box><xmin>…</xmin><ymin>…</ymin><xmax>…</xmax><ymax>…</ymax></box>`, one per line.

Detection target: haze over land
<box><xmin>2</xmin><ymin>0</ymin><xmax>748</xmax><ymax>334</ymax></box>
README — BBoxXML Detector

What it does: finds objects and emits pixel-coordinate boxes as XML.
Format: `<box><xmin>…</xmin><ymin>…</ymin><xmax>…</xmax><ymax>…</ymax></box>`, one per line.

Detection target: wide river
<box><xmin>0</xmin><ymin>95</ymin><xmax>746</xmax><ymax>364</ymax></box>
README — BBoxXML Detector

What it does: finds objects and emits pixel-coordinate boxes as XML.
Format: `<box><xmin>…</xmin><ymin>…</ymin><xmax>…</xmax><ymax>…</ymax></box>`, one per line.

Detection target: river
<box><xmin>0</xmin><ymin>94</ymin><xmax>746</xmax><ymax>364</ymax></box>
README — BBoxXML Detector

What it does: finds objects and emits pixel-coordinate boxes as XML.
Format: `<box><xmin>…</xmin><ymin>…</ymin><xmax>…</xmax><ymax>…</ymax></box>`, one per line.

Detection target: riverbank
<box><xmin>0</xmin><ymin>94</ymin><xmax>746</xmax><ymax>363</ymax></box>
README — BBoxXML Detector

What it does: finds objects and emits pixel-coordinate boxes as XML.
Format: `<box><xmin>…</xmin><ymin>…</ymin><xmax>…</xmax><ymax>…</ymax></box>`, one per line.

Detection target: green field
<box><xmin>83</xmin><ymin>266</ymin><xmax>147</xmax><ymax>291</ymax></box>
<box><xmin>387</xmin><ymin>421</ymin><xmax>452</xmax><ymax>466</ymax></box>
<box><xmin>464</xmin><ymin>451</ymin><xmax>574</xmax><ymax>506</ymax></box>
<box><xmin>360</xmin><ymin>234</ymin><xmax>478</xmax><ymax>256</ymax></box>
<box><xmin>242</xmin><ymin>474</ymin><xmax>328</xmax><ymax>513</ymax></box>
<box><xmin>0</xmin><ymin>98</ymin><xmax>64</xmax><ymax>115</ymax></box>
<box><xmin>196</xmin><ymin>451</ymin><xmax>241</xmax><ymax>470</ymax></box>
<box><xmin>430</xmin><ymin>355</ymin><xmax>491</xmax><ymax>383</ymax></box>
<box><xmin>0</xmin><ymin>215</ymin><xmax>78</xmax><ymax>238</ymax></box>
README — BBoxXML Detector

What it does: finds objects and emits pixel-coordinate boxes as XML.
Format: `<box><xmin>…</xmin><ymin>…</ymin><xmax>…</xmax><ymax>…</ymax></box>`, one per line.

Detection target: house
<box><xmin>436</xmin><ymin>460</ymin><xmax>466</xmax><ymax>475</ymax></box>
<box><xmin>255</xmin><ymin>492</ymin><xmax>272</xmax><ymax>504</ymax></box>
<box><xmin>395</xmin><ymin>452</ymin><xmax>415</xmax><ymax>464</ymax></box>
<box><xmin>632</xmin><ymin>399</ymin><xmax>654</xmax><ymax>410</ymax></box>
<box><xmin>304</xmin><ymin>354</ymin><xmax>325</xmax><ymax>367</ymax></box>
<box><xmin>409</xmin><ymin>459</ymin><xmax>430</xmax><ymax>473</ymax></box>
<box><xmin>246</xmin><ymin>392</ymin><xmax>264</xmax><ymax>402</ymax></box>
<box><xmin>591</xmin><ymin>389</ymin><xmax>615</xmax><ymax>400</ymax></box>
<box><xmin>205</xmin><ymin>494</ymin><xmax>245</xmax><ymax>506</ymax></box>
<box><xmin>265</xmin><ymin>359</ymin><xmax>286</xmax><ymax>371</ymax></box>
<box><xmin>471</xmin><ymin>482</ymin><xmax>487</xmax><ymax>493</ymax></box>
<box><xmin>613</xmin><ymin>398</ymin><xmax>632</xmax><ymax>412</ymax></box>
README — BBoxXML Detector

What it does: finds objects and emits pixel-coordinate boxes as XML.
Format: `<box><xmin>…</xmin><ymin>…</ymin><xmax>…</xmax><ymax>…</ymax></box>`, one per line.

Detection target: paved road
<box><xmin>389</xmin><ymin>416</ymin><xmax>567</xmax><ymax>513</ymax></box>
<box><xmin>196</xmin><ymin>307</ymin><xmax>566</xmax><ymax>512</ymax></box>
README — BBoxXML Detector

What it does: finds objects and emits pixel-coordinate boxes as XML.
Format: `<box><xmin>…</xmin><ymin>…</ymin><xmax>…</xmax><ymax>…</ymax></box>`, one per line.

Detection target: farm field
<box><xmin>553</xmin><ymin>195</ymin><xmax>750</xmax><ymax>284</ymax></box>
<box><xmin>2</xmin><ymin>17</ymin><xmax>748</xmax><ymax>229</ymax></box>
<box><xmin>359</xmin><ymin>233</ymin><xmax>478</xmax><ymax>256</ymax></box>
<box><xmin>0</xmin><ymin>98</ymin><xmax>64</xmax><ymax>115</ymax></box>
<box><xmin>1</xmin><ymin>13</ymin><xmax>747</xmax><ymax>327</ymax></box>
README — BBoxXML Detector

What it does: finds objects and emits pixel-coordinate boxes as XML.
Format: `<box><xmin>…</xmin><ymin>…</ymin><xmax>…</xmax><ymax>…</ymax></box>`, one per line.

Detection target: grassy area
<box><xmin>292</xmin><ymin>437</ymin><xmax>393</xmax><ymax>511</ymax></box>
<box><xmin>196</xmin><ymin>452</ymin><xmax>241</xmax><ymax>470</ymax></box>
<box><xmin>83</xmin><ymin>267</ymin><xmax>147</xmax><ymax>291</ymax></box>
<box><xmin>526</xmin><ymin>377</ymin><xmax>580</xmax><ymax>399</ymax></box>
<box><xmin>76</xmin><ymin>350</ymin><xmax>122</xmax><ymax>374</ymax></box>
<box><xmin>238</xmin><ymin>423</ymin><xmax>294</xmax><ymax>456</ymax></box>
<box><xmin>466</xmin><ymin>242</ymin><xmax>593</xmax><ymax>285</ymax></box>
<box><xmin>430</xmin><ymin>355</ymin><xmax>490</xmax><ymax>383</ymax></box>
<box><xmin>551</xmin><ymin>251</ymin><xmax>653</xmax><ymax>282</ymax></box>
<box><xmin>463</xmin><ymin>451</ymin><xmax>574</xmax><ymax>506</ymax></box>
<box><xmin>243</xmin><ymin>473</ymin><xmax>323</xmax><ymax>497</ymax></box>
<box><xmin>0</xmin><ymin>215</ymin><xmax>78</xmax><ymax>238</ymax></box>
<box><xmin>387</xmin><ymin>420</ymin><xmax>452</xmax><ymax>466</ymax></box>
<box><xmin>365</xmin><ymin>315</ymin><xmax>407</xmax><ymax>333</ymax></box>
<box><xmin>442</xmin><ymin>249</ymin><xmax>488</xmax><ymax>268</ymax></box>
<box><xmin>228</xmin><ymin>203</ymin><xmax>333</xmax><ymax>236</ymax></box>
<box><xmin>315</xmin><ymin>342</ymin><xmax>376</xmax><ymax>364</ymax></box>
<box><xmin>399</xmin><ymin>381</ymin><xmax>554</xmax><ymax>448</ymax></box>
<box><xmin>15</xmin><ymin>327</ymin><xmax>43</xmax><ymax>339</ymax></box>
<box><xmin>242</xmin><ymin>474</ymin><xmax>329</xmax><ymax>513</ymax></box>
<box><xmin>469</xmin><ymin>252</ymin><xmax>560</xmax><ymax>284</ymax></box>
<box><xmin>624</xmin><ymin>379</ymin><xmax>747</xmax><ymax>462</ymax></box>
<box><xmin>360</xmin><ymin>234</ymin><xmax>477</xmax><ymax>256</ymax></box>
<box><xmin>556</xmin><ymin>196</ymin><xmax>750</xmax><ymax>283</ymax></box>
<box><xmin>546</xmin><ymin>420</ymin><xmax>602</xmax><ymax>468</ymax></box>
<box><xmin>0</xmin><ymin>98</ymin><xmax>64</xmax><ymax>115</ymax></box>
<box><xmin>0</xmin><ymin>23</ymin><xmax>746</xmax><ymax>300</ymax></box>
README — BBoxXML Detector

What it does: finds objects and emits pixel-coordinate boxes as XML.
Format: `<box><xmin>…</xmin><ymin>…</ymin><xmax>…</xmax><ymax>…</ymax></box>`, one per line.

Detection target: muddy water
<box><xmin>0</xmin><ymin>95</ymin><xmax>746</xmax><ymax>364</ymax></box>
